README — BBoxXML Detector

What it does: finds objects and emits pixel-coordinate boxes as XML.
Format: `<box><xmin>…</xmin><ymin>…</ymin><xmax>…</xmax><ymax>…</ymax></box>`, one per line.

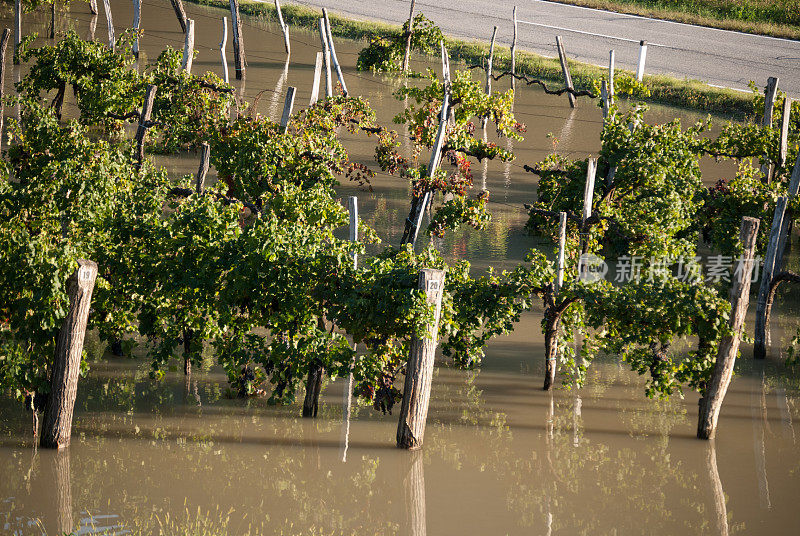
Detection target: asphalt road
<box><xmin>291</xmin><ymin>0</ymin><xmax>800</xmax><ymax>97</ymax></box>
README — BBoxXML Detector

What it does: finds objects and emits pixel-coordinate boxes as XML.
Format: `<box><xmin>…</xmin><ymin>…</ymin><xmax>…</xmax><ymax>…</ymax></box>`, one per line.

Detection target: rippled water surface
<box><xmin>1</xmin><ymin>2</ymin><xmax>800</xmax><ymax>535</ymax></box>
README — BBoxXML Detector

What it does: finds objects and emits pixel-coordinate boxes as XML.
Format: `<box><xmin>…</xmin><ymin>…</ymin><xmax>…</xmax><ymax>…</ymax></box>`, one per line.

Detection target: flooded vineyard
<box><xmin>1</xmin><ymin>2</ymin><xmax>800</xmax><ymax>535</ymax></box>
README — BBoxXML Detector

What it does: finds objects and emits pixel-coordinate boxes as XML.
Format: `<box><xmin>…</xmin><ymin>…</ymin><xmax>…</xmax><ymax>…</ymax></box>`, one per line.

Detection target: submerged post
<box><xmin>760</xmin><ymin>77</ymin><xmax>779</xmax><ymax>180</ymax></box>
<box><xmin>318</xmin><ymin>18</ymin><xmax>332</xmax><ymax>97</ymax></box>
<box><xmin>697</xmin><ymin>216</ymin><xmax>760</xmax><ymax>440</ymax></box>
<box><xmin>101</xmin><ymin>0</ymin><xmax>114</xmax><ymax>50</ymax></box>
<box><xmin>280</xmin><ymin>86</ymin><xmax>296</xmax><ymax>133</ymax></box>
<box><xmin>230</xmin><ymin>0</ymin><xmax>246</xmax><ymax>80</ymax></box>
<box><xmin>274</xmin><ymin>0</ymin><xmax>290</xmax><ymax>54</ymax></box>
<box><xmin>482</xmin><ymin>26</ymin><xmax>498</xmax><ymax>129</ymax></box>
<box><xmin>134</xmin><ymin>84</ymin><xmax>157</xmax><ymax>171</ymax></box>
<box><xmin>556</xmin><ymin>36</ymin><xmax>576</xmax><ymax>108</ymax></box>
<box><xmin>555</xmin><ymin>211</ymin><xmax>567</xmax><ymax>294</ymax></box>
<box><xmin>510</xmin><ymin>5</ymin><xmax>518</xmax><ymax>91</ymax></box>
<box><xmin>323</xmin><ymin>9</ymin><xmax>348</xmax><ymax>96</ymax></box>
<box><xmin>397</xmin><ymin>269</ymin><xmax>446</xmax><ymax>449</ymax></box>
<box><xmin>778</xmin><ymin>97</ymin><xmax>792</xmax><ymax>169</ymax></box>
<box><xmin>132</xmin><ymin>0</ymin><xmax>141</xmax><ymax>57</ymax></box>
<box><xmin>219</xmin><ymin>17</ymin><xmax>229</xmax><ymax>84</ymax></box>
<box><xmin>13</xmin><ymin>0</ymin><xmax>20</xmax><ymax>64</ymax></box>
<box><xmin>169</xmin><ymin>0</ymin><xmax>188</xmax><ymax>33</ymax></box>
<box><xmin>196</xmin><ymin>142</ymin><xmax>210</xmax><ymax>194</ymax></box>
<box><xmin>40</xmin><ymin>260</ymin><xmax>99</xmax><ymax>449</ymax></box>
<box><xmin>402</xmin><ymin>0</ymin><xmax>416</xmax><ymax>73</ymax></box>
<box><xmin>636</xmin><ymin>40</ymin><xmax>647</xmax><ymax>81</ymax></box>
<box><xmin>0</xmin><ymin>28</ymin><xmax>10</xmax><ymax>140</ymax></box>
<box><xmin>309</xmin><ymin>51</ymin><xmax>323</xmax><ymax>105</ymax></box>
<box><xmin>754</xmin><ymin>155</ymin><xmax>800</xmax><ymax>358</ymax></box>
<box><xmin>182</xmin><ymin>18</ymin><xmax>195</xmax><ymax>73</ymax></box>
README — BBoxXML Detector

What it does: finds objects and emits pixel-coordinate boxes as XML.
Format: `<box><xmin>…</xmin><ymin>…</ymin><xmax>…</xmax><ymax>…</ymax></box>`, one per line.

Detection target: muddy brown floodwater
<box><xmin>2</xmin><ymin>2</ymin><xmax>800</xmax><ymax>535</ymax></box>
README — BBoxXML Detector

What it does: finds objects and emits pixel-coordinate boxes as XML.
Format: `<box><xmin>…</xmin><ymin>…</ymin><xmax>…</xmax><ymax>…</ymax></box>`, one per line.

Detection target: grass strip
<box><xmin>540</xmin><ymin>0</ymin><xmax>800</xmax><ymax>41</ymax></box>
<box><xmin>188</xmin><ymin>0</ymin><xmax>756</xmax><ymax>119</ymax></box>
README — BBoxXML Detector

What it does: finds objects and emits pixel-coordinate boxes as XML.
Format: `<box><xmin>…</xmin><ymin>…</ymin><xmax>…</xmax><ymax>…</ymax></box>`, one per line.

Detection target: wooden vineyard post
<box><xmin>219</xmin><ymin>17</ymin><xmax>229</xmax><ymax>84</ymax></box>
<box><xmin>318</xmin><ymin>18</ymin><xmax>332</xmax><ymax>98</ymax></box>
<box><xmin>280</xmin><ymin>86</ymin><xmax>295</xmax><ymax>133</ymax></box>
<box><xmin>778</xmin><ymin>97</ymin><xmax>791</xmax><ymax>169</ymax></box>
<box><xmin>555</xmin><ymin>36</ymin><xmax>576</xmax><ymax>108</ymax></box>
<box><xmin>170</xmin><ymin>0</ymin><xmax>188</xmax><ymax>33</ymax></box>
<box><xmin>182</xmin><ymin>19</ymin><xmax>195</xmax><ymax>73</ymax></box>
<box><xmin>697</xmin><ymin>216</ymin><xmax>760</xmax><ymax>440</ymax></box>
<box><xmin>309</xmin><ymin>51</ymin><xmax>322</xmax><ymax>105</ymax></box>
<box><xmin>134</xmin><ymin>84</ymin><xmax>157</xmax><ymax>171</ymax></box>
<box><xmin>49</xmin><ymin>0</ymin><xmax>55</xmax><ymax>39</ymax></box>
<box><xmin>760</xmin><ymin>77</ymin><xmax>779</xmax><ymax>180</ymax></box>
<box><xmin>608</xmin><ymin>50</ymin><xmax>615</xmax><ymax>104</ymax></box>
<box><xmin>132</xmin><ymin>0</ymin><xmax>141</xmax><ymax>58</ymax></box>
<box><xmin>510</xmin><ymin>5</ymin><xmax>517</xmax><ymax>92</ymax></box>
<box><xmin>40</xmin><ymin>260</ymin><xmax>99</xmax><ymax>449</ymax></box>
<box><xmin>636</xmin><ymin>40</ymin><xmax>647</xmax><ymax>81</ymax></box>
<box><xmin>753</xmin><ymin>154</ymin><xmax>800</xmax><ymax>359</ymax></box>
<box><xmin>0</xmin><ymin>28</ymin><xmax>10</xmax><ymax>141</ymax></box>
<box><xmin>274</xmin><ymin>0</ymin><xmax>290</xmax><ymax>55</ymax></box>
<box><xmin>230</xmin><ymin>0</ymin><xmax>245</xmax><ymax>80</ymax></box>
<box><xmin>101</xmin><ymin>0</ymin><xmax>114</xmax><ymax>50</ymax></box>
<box><xmin>13</xmin><ymin>0</ymin><xmax>20</xmax><ymax>64</ymax></box>
<box><xmin>402</xmin><ymin>0</ymin><xmax>416</xmax><ymax>73</ymax></box>
<box><xmin>481</xmin><ymin>26</ymin><xmax>498</xmax><ymax>129</ymax></box>
<box><xmin>196</xmin><ymin>142</ymin><xmax>210</xmax><ymax>194</ymax></box>
<box><xmin>323</xmin><ymin>9</ymin><xmax>348</xmax><ymax>96</ymax></box>
<box><xmin>397</xmin><ymin>269</ymin><xmax>446</xmax><ymax>449</ymax></box>
<box><xmin>89</xmin><ymin>0</ymin><xmax>98</xmax><ymax>16</ymax></box>
<box><xmin>600</xmin><ymin>81</ymin><xmax>609</xmax><ymax>119</ymax></box>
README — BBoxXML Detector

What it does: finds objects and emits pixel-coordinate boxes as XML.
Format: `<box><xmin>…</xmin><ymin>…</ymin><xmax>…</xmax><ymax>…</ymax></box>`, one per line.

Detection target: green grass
<box><xmin>541</xmin><ymin>0</ymin><xmax>800</xmax><ymax>40</ymax></box>
<box><xmin>187</xmin><ymin>0</ymin><xmax>756</xmax><ymax>119</ymax></box>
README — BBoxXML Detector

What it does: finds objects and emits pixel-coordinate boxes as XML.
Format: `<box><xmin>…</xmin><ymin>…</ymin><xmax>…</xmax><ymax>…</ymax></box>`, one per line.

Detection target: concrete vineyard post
<box><xmin>182</xmin><ymin>19</ymin><xmax>195</xmax><ymax>73</ymax></box>
<box><xmin>608</xmin><ymin>50</ymin><xmax>615</xmax><ymax>103</ymax></box>
<box><xmin>101</xmin><ymin>0</ymin><xmax>114</xmax><ymax>50</ymax></box>
<box><xmin>754</xmin><ymin>154</ymin><xmax>800</xmax><ymax>359</ymax></box>
<box><xmin>323</xmin><ymin>9</ymin><xmax>348</xmax><ymax>96</ymax></box>
<box><xmin>13</xmin><ymin>0</ymin><xmax>20</xmax><ymax>64</ymax></box>
<box><xmin>170</xmin><ymin>0</ymin><xmax>188</xmax><ymax>33</ymax></box>
<box><xmin>0</xmin><ymin>28</ymin><xmax>10</xmax><ymax>141</ymax></box>
<box><xmin>482</xmin><ymin>26</ymin><xmax>498</xmax><ymax>129</ymax></box>
<box><xmin>318</xmin><ymin>18</ymin><xmax>332</xmax><ymax>98</ymax></box>
<box><xmin>280</xmin><ymin>86</ymin><xmax>296</xmax><ymax>133</ymax></box>
<box><xmin>230</xmin><ymin>0</ymin><xmax>245</xmax><ymax>80</ymax></box>
<box><xmin>778</xmin><ymin>97</ymin><xmax>791</xmax><ymax>168</ymax></box>
<box><xmin>636</xmin><ymin>40</ymin><xmax>647</xmax><ymax>81</ymax></box>
<box><xmin>40</xmin><ymin>260</ymin><xmax>99</xmax><ymax>449</ymax></box>
<box><xmin>196</xmin><ymin>142</ymin><xmax>210</xmax><ymax>194</ymax></box>
<box><xmin>274</xmin><ymin>0</ymin><xmax>290</xmax><ymax>54</ymax></box>
<box><xmin>340</xmin><ymin>196</ymin><xmax>359</xmax><ymax>461</ymax></box>
<box><xmin>697</xmin><ymin>217</ymin><xmax>760</xmax><ymax>440</ymax></box>
<box><xmin>133</xmin><ymin>0</ymin><xmax>141</xmax><ymax>57</ymax></box>
<box><xmin>555</xmin><ymin>36</ymin><xmax>576</xmax><ymax>108</ymax></box>
<box><xmin>579</xmin><ymin>157</ymin><xmax>597</xmax><ymax>267</ymax></box>
<box><xmin>309</xmin><ymin>51</ymin><xmax>322</xmax><ymax>105</ymax></box>
<box><xmin>134</xmin><ymin>84</ymin><xmax>157</xmax><ymax>171</ymax></box>
<box><xmin>555</xmin><ymin>212</ymin><xmax>567</xmax><ymax>294</ymax></box>
<box><xmin>510</xmin><ymin>5</ymin><xmax>517</xmax><ymax>92</ymax></box>
<box><xmin>219</xmin><ymin>17</ymin><xmax>229</xmax><ymax>84</ymax></box>
<box><xmin>402</xmin><ymin>0</ymin><xmax>416</xmax><ymax>73</ymax></box>
<box><xmin>396</xmin><ymin>269</ymin><xmax>446</xmax><ymax>449</ymax></box>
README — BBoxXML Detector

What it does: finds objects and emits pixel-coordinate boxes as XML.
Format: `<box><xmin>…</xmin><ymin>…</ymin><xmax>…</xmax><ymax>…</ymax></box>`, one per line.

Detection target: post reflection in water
<box><xmin>752</xmin><ymin>367</ymin><xmax>772</xmax><ymax>510</ymax></box>
<box><xmin>705</xmin><ymin>441</ymin><xmax>729</xmax><ymax>536</ymax></box>
<box><xmin>403</xmin><ymin>450</ymin><xmax>426</xmax><ymax>536</ymax></box>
